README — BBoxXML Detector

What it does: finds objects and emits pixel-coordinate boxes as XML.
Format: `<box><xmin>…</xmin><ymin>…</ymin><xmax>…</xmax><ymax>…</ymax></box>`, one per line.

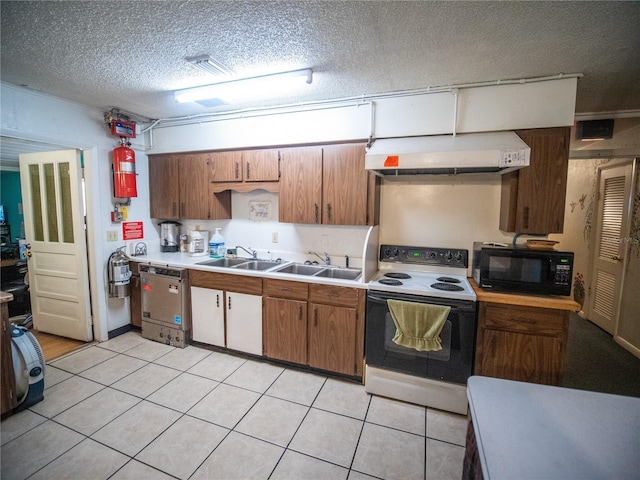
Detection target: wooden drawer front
<box><xmin>483</xmin><ymin>303</ymin><xmax>566</xmax><ymax>336</ymax></box>
<box><xmin>263</xmin><ymin>279</ymin><xmax>308</xmax><ymax>300</ymax></box>
<box><xmin>309</xmin><ymin>284</ymin><xmax>359</xmax><ymax>308</ymax></box>
<box><xmin>190</xmin><ymin>270</ymin><xmax>262</xmax><ymax>295</ymax></box>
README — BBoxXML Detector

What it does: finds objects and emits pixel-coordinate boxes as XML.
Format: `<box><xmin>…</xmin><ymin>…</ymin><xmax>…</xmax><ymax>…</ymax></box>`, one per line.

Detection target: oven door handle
<box><xmin>367</xmin><ymin>293</ymin><xmax>476</xmax><ymax>313</ymax></box>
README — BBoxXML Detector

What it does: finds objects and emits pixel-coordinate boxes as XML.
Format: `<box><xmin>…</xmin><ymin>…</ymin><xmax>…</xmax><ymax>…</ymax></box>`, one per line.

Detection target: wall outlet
<box><xmin>272</xmin><ymin>232</ymin><xmax>278</xmax><ymax>243</ymax></box>
<box><xmin>106</xmin><ymin>230</ymin><xmax>118</xmax><ymax>242</ymax></box>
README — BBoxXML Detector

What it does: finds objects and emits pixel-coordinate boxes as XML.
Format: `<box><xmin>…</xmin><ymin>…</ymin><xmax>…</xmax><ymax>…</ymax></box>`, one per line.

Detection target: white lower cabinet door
<box><xmin>226</xmin><ymin>292</ymin><xmax>263</xmax><ymax>355</ymax></box>
<box><xmin>191</xmin><ymin>286</ymin><xmax>225</xmax><ymax>347</ymax></box>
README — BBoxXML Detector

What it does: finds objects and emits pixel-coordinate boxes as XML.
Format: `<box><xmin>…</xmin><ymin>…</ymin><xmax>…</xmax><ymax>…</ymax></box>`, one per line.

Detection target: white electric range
<box><xmin>365</xmin><ymin>244</ymin><xmax>477</xmax><ymax>414</ymax></box>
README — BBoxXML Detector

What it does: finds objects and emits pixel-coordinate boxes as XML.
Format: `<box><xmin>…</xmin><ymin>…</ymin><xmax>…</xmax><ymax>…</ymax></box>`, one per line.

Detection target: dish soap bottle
<box><xmin>209</xmin><ymin>227</ymin><xmax>225</xmax><ymax>258</ymax></box>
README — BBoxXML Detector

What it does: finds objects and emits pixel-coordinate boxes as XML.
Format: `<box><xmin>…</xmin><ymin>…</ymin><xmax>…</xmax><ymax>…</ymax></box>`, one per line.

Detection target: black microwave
<box><xmin>472</xmin><ymin>242</ymin><xmax>574</xmax><ymax>296</ymax></box>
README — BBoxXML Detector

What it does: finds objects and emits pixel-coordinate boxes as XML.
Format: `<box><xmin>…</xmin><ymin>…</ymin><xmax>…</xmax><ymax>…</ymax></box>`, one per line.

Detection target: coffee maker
<box><xmin>159</xmin><ymin>221</ymin><xmax>181</xmax><ymax>252</ymax></box>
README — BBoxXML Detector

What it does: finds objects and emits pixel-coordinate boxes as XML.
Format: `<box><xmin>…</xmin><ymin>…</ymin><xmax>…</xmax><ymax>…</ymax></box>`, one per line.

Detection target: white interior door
<box><xmin>587</xmin><ymin>161</ymin><xmax>633</xmax><ymax>334</ymax></box>
<box><xmin>19</xmin><ymin>149</ymin><xmax>93</xmax><ymax>341</ymax></box>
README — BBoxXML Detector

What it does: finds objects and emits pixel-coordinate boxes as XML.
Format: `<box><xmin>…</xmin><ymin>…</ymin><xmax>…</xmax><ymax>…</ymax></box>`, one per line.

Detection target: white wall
<box><xmin>150</xmin><ymin>78</ymin><xmax>577</xmax><ymax>153</ymax></box>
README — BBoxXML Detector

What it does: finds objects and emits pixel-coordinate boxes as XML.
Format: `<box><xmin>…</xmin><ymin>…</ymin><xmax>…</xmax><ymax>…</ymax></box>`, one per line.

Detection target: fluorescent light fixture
<box><xmin>186</xmin><ymin>55</ymin><xmax>234</xmax><ymax>77</ymax></box>
<box><xmin>175</xmin><ymin>68</ymin><xmax>313</xmax><ymax>104</ymax></box>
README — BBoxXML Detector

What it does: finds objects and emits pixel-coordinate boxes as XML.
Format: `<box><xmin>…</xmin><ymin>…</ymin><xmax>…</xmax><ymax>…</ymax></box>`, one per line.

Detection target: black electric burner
<box><xmin>384</xmin><ymin>272</ymin><xmax>411</xmax><ymax>279</ymax></box>
<box><xmin>379</xmin><ymin>278</ymin><xmax>403</xmax><ymax>286</ymax></box>
<box><xmin>436</xmin><ymin>276</ymin><xmax>461</xmax><ymax>284</ymax></box>
<box><xmin>431</xmin><ymin>282</ymin><xmax>465</xmax><ymax>292</ymax></box>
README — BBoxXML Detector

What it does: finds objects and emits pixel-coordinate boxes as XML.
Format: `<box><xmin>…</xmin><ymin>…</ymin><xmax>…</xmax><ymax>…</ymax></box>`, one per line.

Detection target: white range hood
<box><xmin>365</xmin><ymin>131</ymin><xmax>530</xmax><ymax>176</ymax></box>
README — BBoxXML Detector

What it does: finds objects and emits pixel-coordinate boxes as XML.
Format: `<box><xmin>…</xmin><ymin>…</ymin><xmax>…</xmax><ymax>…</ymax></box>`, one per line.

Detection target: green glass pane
<box><xmin>58</xmin><ymin>162</ymin><xmax>74</xmax><ymax>243</ymax></box>
<box><xmin>29</xmin><ymin>164</ymin><xmax>44</xmax><ymax>241</ymax></box>
<box><xmin>44</xmin><ymin>163</ymin><xmax>59</xmax><ymax>242</ymax></box>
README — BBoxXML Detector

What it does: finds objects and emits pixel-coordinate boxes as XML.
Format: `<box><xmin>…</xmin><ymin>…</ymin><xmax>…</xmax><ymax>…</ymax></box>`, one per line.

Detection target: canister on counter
<box><xmin>179</xmin><ymin>233</ymin><xmax>189</xmax><ymax>253</ymax></box>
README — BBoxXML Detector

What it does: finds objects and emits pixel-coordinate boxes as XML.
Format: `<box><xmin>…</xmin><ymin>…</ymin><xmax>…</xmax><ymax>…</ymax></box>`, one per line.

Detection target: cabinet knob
<box><xmin>314</xmin><ymin>204</ymin><xmax>319</xmax><ymax>223</ymax></box>
<box><xmin>246</xmin><ymin>162</ymin><xmax>250</xmax><ymax>179</ymax></box>
<box><xmin>611</xmin><ymin>255</ymin><xmax>623</xmax><ymax>261</ymax></box>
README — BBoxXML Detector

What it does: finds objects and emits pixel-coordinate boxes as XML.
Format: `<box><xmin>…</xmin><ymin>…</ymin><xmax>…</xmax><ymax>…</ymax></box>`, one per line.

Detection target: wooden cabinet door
<box><xmin>208</xmin><ymin>151</ymin><xmax>244</xmax><ymax>182</ymax></box>
<box><xmin>191</xmin><ymin>287</ymin><xmax>225</xmax><ymax>347</ymax></box>
<box><xmin>500</xmin><ymin>127</ymin><xmax>570</xmax><ymax>233</ymax></box>
<box><xmin>179</xmin><ymin>154</ymin><xmax>211</xmax><ymax>219</ymax></box>
<box><xmin>479</xmin><ymin>328</ymin><xmax>565</xmax><ymax>385</ymax></box>
<box><xmin>308</xmin><ymin>303</ymin><xmax>356</xmax><ymax>375</ymax></box>
<box><xmin>149</xmin><ymin>155</ymin><xmax>180</xmax><ymax>219</ymax></box>
<box><xmin>226</xmin><ymin>292</ymin><xmax>262</xmax><ymax>355</ymax></box>
<box><xmin>243</xmin><ymin>149</ymin><xmax>280</xmax><ymax>182</ymax></box>
<box><xmin>279</xmin><ymin>146</ymin><xmax>322</xmax><ymax>224</ymax></box>
<box><xmin>263</xmin><ymin>297</ymin><xmax>307</xmax><ymax>364</ymax></box>
<box><xmin>129</xmin><ymin>264</ymin><xmax>141</xmax><ymax>328</ymax></box>
<box><xmin>322</xmin><ymin>144</ymin><xmax>368</xmax><ymax>225</ymax></box>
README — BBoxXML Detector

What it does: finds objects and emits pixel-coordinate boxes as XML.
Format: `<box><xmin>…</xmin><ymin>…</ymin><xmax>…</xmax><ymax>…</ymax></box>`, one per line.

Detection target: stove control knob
<box><xmin>444</xmin><ymin>251</ymin><xmax>452</xmax><ymax>261</ymax></box>
<box><xmin>383</xmin><ymin>247</ymin><xmax>392</xmax><ymax>258</ymax></box>
<box><xmin>393</xmin><ymin>248</ymin><xmax>400</xmax><ymax>258</ymax></box>
<box><xmin>454</xmin><ymin>251</ymin><xmax>463</xmax><ymax>262</ymax></box>
<box><xmin>428</xmin><ymin>251</ymin><xmax>437</xmax><ymax>259</ymax></box>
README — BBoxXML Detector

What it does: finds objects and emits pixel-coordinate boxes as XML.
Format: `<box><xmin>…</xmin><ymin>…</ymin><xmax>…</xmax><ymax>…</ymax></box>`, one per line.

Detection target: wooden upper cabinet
<box><xmin>322</xmin><ymin>144</ymin><xmax>370</xmax><ymax>225</ymax></box>
<box><xmin>499</xmin><ymin>127</ymin><xmax>570</xmax><ymax>234</ymax></box>
<box><xmin>149</xmin><ymin>154</ymin><xmax>231</xmax><ymax>220</ymax></box>
<box><xmin>149</xmin><ymin>154</ymin><xmax>180</xmax><ymax>219</ymax></box>
<box><xmin>179</xmin><ymin>154</ymin><xmax>212</xmax><ymax>219</ymax></box>
<box><xmin>244</xmin><ymin>149</ymin><xmax>280</xmax><ymax>182</ymax></box>
<box><xmin>208</xmin><ymin>151</ymin><xmax>244</xmax><ymax>182</ymax></box>
<box><xmin>208</xmin><ymin>149</ymin><xmax>280</xmax><ymax>193</ymax></box>
<box><xmin>279</xmin><ymin>143</ymin><xmax>379</xmax><ymax>226</ymax></box>
<box><xmin>279</xmin><ymin>146</ymin><xmax>323</xmax><ymax>224</ymax></box>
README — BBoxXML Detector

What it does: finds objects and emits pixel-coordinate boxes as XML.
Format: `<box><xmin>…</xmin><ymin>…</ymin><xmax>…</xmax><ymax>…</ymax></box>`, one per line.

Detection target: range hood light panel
<box><xmin>175</xmin><ymin>68</ymin><xmax>313</xmax><ymax>104</ymax></box>
<box><xmin>364</xmin><ymin>132</ymin><xmax>531</xmax><ymax>176</ymax></box>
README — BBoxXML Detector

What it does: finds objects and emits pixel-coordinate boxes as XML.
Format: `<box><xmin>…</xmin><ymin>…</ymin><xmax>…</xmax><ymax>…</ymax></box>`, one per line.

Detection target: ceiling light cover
<box><xmin>174</xmin><ymin>69</ymin><xmax>313</xmax><ymax>104</ymax></box>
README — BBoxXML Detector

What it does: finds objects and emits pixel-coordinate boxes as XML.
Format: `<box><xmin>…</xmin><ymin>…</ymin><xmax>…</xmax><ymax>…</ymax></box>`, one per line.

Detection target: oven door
<box><xmin>366</xmin><ymin>291</ymin><xmax>477</xmax><ymax>384</ymax></box>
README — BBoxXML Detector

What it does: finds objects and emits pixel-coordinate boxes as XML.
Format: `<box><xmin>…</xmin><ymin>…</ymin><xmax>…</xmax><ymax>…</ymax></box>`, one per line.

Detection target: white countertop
<box><xmin>467</xmin><ymin>376</ymin><xmax>640</xmax><ymax>480</ymax></box>
<box><xmin>129</xmin><ymin>251</ymin><xmax>369</xmax><ymax>289</ymax></box>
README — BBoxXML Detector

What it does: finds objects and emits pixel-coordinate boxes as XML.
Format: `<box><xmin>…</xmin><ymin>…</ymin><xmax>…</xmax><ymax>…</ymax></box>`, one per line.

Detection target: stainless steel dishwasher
<box><xmin>139</xmin><ymin>264</ymin><xmax>190</xmax><ymax>348</ymax></box>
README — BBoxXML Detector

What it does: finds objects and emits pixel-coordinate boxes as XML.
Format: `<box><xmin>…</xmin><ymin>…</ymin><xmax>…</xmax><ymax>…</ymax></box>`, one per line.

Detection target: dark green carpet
<box><xmin>562</xmin><ymin>313</ymin><xmax>640</xmax><ymax>398</ymax></box>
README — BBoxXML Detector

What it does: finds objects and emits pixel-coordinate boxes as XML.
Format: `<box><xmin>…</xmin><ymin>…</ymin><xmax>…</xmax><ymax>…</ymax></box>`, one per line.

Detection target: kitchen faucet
<box><xmin>308</xmin><ymin>251</ymin><xmax>330</xmax><ymax>265</ymax></box>
<box><xmin>236</xmin><ymin>245</ymin><xmax>257</xmax><ymax>259</ymax></box>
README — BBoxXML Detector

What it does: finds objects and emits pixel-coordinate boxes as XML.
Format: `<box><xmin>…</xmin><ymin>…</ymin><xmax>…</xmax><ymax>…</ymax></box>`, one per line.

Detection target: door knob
<box><xmin>26</xmin><ymin>251</ymin><xmax>32</xmax><ymax>258</ymax></box>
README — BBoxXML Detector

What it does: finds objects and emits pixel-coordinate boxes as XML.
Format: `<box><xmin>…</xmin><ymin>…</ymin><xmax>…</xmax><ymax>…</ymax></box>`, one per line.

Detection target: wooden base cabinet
<box><xmin>309</xmin><ymin>283</ymin><xmax>365</xmax><ymax>377</ymax></box>
<box><xmin>263</xmin><ymin>296</ymin><xmax>307</xmax><ymax>364</ymax></box>
<box><xmin>308</xmin><ymin>302</ymin><xmax>356</xmax><ymax>376</ymax></box>
<box><xmin>475</xmin><ymin>302</ymin><xmax>569</xmax><ymax>386</ymax></box>
<box><xmin>129</xmin><ymin>262</ymin><xmax>141</xmax><ymax>328</ymax></box>
<box><xmin>263</xmin><ymin>278</ymin><xmax>365</xmax><ymax>377</ymax></box>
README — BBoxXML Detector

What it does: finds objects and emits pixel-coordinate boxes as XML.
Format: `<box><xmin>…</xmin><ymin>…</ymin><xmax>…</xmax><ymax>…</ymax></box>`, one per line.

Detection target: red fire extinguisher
<box><xmin>113</xmin><ymin>139</ymin><xmax>137</xmax><ymax>198</ymax></box>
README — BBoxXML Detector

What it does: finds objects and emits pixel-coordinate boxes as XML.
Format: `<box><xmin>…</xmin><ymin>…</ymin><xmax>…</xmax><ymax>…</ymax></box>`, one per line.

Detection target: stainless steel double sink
<box><xmin>196</xmin><ymin>257</ymin><xmax>362</xmax><ymax>280</ymax></box>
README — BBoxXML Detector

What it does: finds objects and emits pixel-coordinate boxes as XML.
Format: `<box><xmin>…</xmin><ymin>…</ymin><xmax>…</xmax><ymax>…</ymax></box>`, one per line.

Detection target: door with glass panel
<box><xmin>19</xmin><ymin>150</ymin><xmax>93</xmax><ymax>341</ymax></box>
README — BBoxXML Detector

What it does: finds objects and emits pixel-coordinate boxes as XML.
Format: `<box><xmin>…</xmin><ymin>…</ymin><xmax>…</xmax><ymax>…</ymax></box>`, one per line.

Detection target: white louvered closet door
<box><xmin>588</xmin><ymin>162</ymin><xmax>633</xmax><ymax>334</ymax></box>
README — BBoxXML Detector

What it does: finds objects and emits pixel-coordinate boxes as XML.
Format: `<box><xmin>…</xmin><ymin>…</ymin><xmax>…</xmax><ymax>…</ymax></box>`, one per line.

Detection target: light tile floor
<box><xmin>1</xmin><ymin>331</ymin><xmax>467</xmax><ymax>480</ymax></box>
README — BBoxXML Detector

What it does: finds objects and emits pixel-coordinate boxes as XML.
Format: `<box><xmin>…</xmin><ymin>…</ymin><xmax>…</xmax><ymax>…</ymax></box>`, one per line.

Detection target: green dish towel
<box><xmin>387</xmin><ymin>299</ymin><xmax>451</xmax><ymax>351</ymax></box>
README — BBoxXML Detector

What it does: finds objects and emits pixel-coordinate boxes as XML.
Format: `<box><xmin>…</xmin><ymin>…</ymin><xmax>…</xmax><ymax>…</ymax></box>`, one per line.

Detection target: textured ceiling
<box><xmin>1</xmin><ymin>1</ymin><xmax>639</xmax><ymax>122</ymax></box>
